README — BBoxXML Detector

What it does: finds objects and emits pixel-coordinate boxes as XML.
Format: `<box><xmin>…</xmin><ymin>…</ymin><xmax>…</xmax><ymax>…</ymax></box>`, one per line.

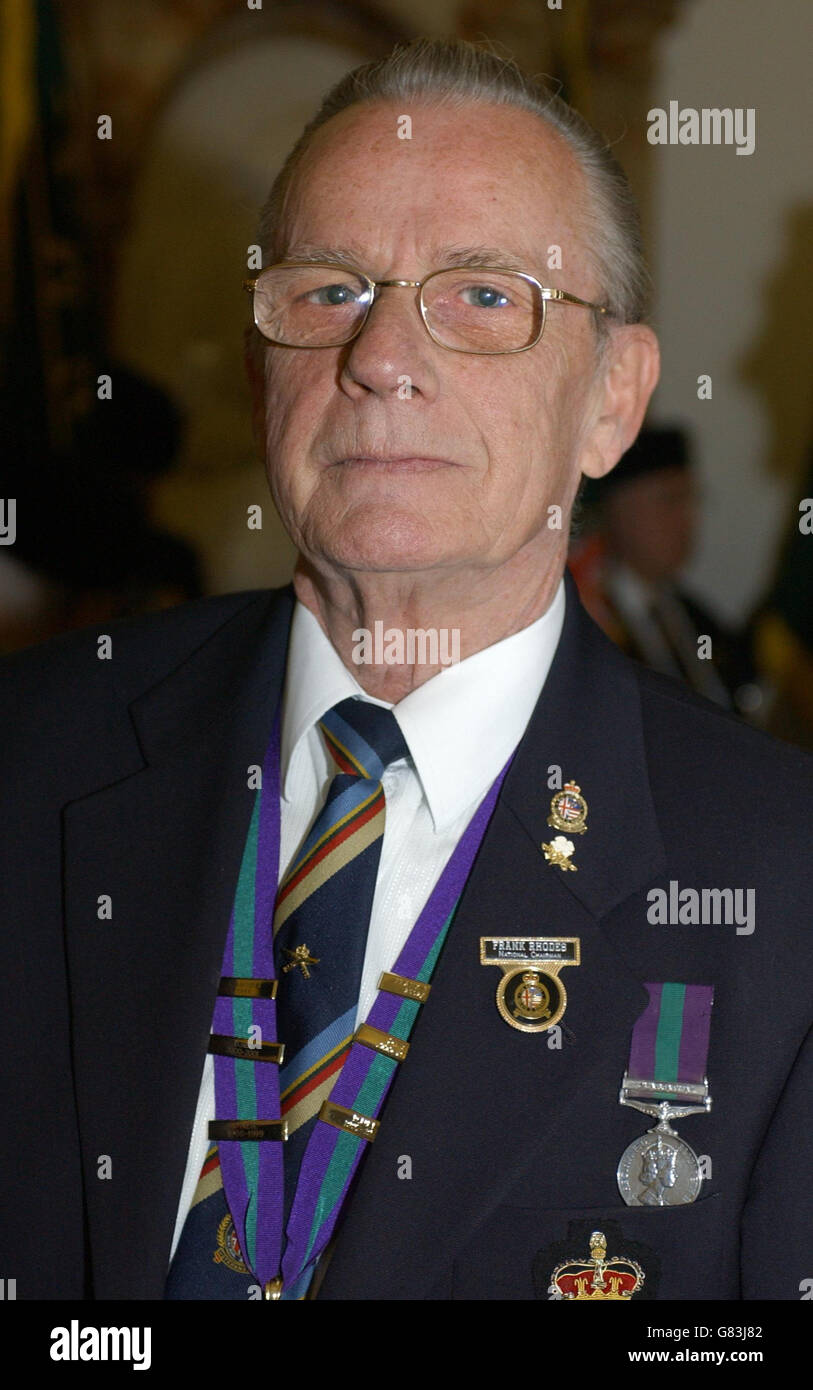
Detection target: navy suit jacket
<box><xmin>2</xmin><ymin>575</ymin><xmax>812</xmax><ymax>1300</ymax></box>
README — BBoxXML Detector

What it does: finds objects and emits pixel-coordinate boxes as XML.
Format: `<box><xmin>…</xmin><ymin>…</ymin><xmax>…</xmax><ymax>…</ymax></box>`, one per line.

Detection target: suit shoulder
<box><xmin>0</xmin><ymin>588</ymin><xmax>291</xmax><ymax>718</ymax></box>
<box><xmin>635</xmin><ymin>662</ymin><xmax>813</xmax><ymax>822</ymax></box>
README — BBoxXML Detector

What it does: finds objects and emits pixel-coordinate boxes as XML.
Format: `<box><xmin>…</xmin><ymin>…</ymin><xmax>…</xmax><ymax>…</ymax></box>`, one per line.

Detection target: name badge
<box><xmin>480</xmin><ymin>937</ymin><xmax>581</xmax><ymax>1033</ymax></box>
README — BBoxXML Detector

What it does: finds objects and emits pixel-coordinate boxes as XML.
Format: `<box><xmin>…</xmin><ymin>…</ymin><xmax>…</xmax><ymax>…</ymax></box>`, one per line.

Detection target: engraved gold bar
<box><xmin>378</xmin><ymin>971</ymin><xmax>431</xmax><ymax>1003</ymax></box>
<box><xmin>208</xmin><ymin>1119</ymin><xmax>287</xmax><ymax>1142</ymax></box>
<box><xmin>354</xmin><ymin>1023</ymin><xmax>409</xmax><ymax>1061</ymax></box>
<box><xmin>218</xmin><ymin>976</ymin><xmax>278</xmax><ymax>999</ymax></box>
<box><xmin>319</xmin><ymin>1102</ymin><xmax>380</xmax><ymax>1142</ymax></box>
<box><xmin>208</xmin><ymin>1034</ymin><xmax>285</xmax><ymax>1064</ymax></box>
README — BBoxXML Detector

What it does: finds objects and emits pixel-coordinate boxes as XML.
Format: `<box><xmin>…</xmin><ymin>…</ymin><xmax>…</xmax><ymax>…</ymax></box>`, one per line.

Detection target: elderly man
<box><xmin>2</xmin><ymin>38</ymin><xmax>812</xmax><ymax>1303</ymax></box>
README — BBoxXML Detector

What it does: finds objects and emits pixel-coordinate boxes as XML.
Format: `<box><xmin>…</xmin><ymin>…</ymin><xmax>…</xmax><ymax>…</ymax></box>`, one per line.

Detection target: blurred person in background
<box><xmin>570</xmin><ymin>425</ymin><xmax>763</xmax><ymax>717</ymax></box>
<box><xmin>750</xmin><ymin>441</ymin><xmax>813</xmax><ymax>749</ymax></box>
<box><xmin>0</xmin><ymin>365</ymin><xmax>202</xmax><ymax>652</ymax></box>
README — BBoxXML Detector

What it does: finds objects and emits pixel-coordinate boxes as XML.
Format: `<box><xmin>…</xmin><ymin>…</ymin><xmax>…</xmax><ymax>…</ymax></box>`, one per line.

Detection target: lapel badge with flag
<box><xmin>548</xmin><ymin>781</ymin><xmax>588</xmax><ymax>834</ymax></box>
<box><xmin>549</xmin><ymin>1230</ymin><xmax>645</xmax><ymax>1300</ymax></box>
<box><xmin>480</xmin><ymin>937</ymin><xmax>580</xmax><ymax>1032</ymax></box>
<box><xmin>542</xmin><ymin>780</ymin><xmax>588</xmax><ymax>870</ymax></box>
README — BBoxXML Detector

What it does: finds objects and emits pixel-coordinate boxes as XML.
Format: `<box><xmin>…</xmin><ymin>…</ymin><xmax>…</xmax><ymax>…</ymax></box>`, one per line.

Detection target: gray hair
<box><xmin>257</xmin><ymin>37</ymin><xmax>651</xmax><ymax>328</ymax></box>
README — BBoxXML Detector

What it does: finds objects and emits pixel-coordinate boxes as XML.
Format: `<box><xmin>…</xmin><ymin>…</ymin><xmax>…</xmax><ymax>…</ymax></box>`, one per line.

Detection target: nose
<box><xmin>338</xmin><ymin>282</ymin><xmax>440</xmax><ymax>401</ymax></box>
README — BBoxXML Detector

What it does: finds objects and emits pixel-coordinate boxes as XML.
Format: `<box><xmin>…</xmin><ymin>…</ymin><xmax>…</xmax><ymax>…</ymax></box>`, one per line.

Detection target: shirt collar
<box><xmin>280</xmin><ymin>602</ymin><xmax>379</xmax><ymax>797</ymax></box>
<box><xmin>281</xmin><ymin>581</ymin><xmax>565</xmax><ymax>832</ymax></box>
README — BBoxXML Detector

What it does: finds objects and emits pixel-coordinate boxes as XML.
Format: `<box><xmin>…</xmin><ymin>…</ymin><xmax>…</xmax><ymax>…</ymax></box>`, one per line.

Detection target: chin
<box><xmin>311</xmin><ymin>507</ymin><xmax>457</xmax><ymax>573</ymax></box>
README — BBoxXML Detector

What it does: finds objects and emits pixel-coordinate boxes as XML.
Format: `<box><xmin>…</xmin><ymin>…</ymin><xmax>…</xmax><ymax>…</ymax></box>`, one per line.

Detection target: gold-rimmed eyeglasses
<box><xmin>243</xmin><ymin>262</ymin><xmax>609</xmax><ymax>355</ymax></box>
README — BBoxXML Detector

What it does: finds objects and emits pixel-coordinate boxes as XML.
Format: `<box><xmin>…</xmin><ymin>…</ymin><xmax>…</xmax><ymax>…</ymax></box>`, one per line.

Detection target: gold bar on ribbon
<box><xmin>218</xmin><ymin>976</ymin><xmax>278</xmax><ymax>999</ymax></box>
<box><xmin>354</xmin><ymin>1023</ymin><xmax>409</xmax><ymax>1061</ymax></box>
<box><xmin>378</xmin><ymin>971</ymin><xmax>431</xmax><ymax>1003</ymax></box>
<box><xmin>319</xmin><ymin>1102</ymin><xmax>379</xmax><ymax>1142</ymax></box>
<box><xmin>208</xmin><ymin>1034</ymin><xmax>285</xmax><ymax>1064</ymax></box>
<box><xmin>209</xmin><ymin>1119</ymin><xmax>287</xmax><ymax>1142</ymax></box>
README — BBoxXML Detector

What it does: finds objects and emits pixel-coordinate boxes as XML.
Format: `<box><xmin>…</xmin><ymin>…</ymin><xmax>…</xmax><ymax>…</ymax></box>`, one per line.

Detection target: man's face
<box><xmin>604</xmin><ymin>467</ymin><xmax>698</xmax><ymax>583</ymax></box>
<box><xmin>259</xmin><ymin>100</ymin><xmax>609</xmax><ymax>582</ymax></box>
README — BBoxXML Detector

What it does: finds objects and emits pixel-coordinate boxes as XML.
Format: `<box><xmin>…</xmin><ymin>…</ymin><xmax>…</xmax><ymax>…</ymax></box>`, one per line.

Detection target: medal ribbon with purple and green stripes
<box><xmin>213</xmin><ymin>709</ymin><xmax>511</xmax><ymax>1297</ymax></box>
<box><xmin>211</xmin><ymin>713</ymin><xmax>283</xmax><ymax>1284</ymax></box>
<box><xmin>627</xmin><ymin>981</ymin><xmax>714</xmax><ymax>1099</ymax></box>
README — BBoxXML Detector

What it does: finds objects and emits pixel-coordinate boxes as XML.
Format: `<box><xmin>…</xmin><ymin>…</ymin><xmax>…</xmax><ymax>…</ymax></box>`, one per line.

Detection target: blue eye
<box><xmin>463</xmin><ymin>285</ymin><xmax>510</xmax><ymax>309</ymax></box>
<box><xmin>310</xmin><ymin>283</ymin><xmax>359</xmax><ymax>306</ymax></box>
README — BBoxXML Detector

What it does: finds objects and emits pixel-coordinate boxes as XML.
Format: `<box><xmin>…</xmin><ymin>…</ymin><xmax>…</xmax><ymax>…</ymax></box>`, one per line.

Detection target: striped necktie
<box><xmin>165</xmin><ymin>696</ymin><xmax>409</xmax><ymax>1297</ymax></box>
<box><xmin>274</xmin><ymin>696</ymin><xmax>410</xmax><ymax>1223</ymax></box>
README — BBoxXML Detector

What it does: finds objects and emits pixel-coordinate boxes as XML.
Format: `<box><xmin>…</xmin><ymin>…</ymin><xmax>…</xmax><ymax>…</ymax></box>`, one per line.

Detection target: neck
<box><xmin>294</xmin><ymin>544</ymin><xmax>566</xmax><ymax>702</ymax></box>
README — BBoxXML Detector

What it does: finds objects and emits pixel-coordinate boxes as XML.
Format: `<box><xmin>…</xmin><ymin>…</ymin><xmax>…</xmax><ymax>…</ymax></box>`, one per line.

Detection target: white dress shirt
<box><xmin>170</xmin><ymin>580</ymin><xmax>566</xmax><ymax>1260</ymax></box>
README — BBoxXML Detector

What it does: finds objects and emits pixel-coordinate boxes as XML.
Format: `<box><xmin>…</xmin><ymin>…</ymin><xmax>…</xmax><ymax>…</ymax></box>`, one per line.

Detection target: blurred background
<box><xmin>1</xmin><ymin>0</ymin><xmax>812</xmax><ymax>742</ymax></box>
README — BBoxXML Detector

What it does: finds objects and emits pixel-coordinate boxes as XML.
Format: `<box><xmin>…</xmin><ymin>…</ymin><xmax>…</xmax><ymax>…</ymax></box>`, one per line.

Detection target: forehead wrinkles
<box><xmin>278</xmin><ymin>101</ymin><xmax>592</xmax><ymax>283</ymax></box>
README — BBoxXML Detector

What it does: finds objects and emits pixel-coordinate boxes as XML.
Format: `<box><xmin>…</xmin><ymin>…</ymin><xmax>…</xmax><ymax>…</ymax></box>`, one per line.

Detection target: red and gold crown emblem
<box><xmin>547</xmin><ymin>781</ymin><xmax>588</xmax><ymax>834</ymax></box>
<box><xmin>550</xmin><ymin>1230</ymin><xmax>645</xmax><ymax>1300</ymax></box>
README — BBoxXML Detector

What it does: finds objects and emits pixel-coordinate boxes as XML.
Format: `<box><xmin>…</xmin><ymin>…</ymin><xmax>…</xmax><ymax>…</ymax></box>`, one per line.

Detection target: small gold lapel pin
<box><xmin>541</xmin><ymin>835</ymin><xmax>578</xmax><ymax>872</ymax></box>
<box><xmin>282</xmin><ymin>944</ymin><xmax>320</xmax><ymax>979</ymax></box>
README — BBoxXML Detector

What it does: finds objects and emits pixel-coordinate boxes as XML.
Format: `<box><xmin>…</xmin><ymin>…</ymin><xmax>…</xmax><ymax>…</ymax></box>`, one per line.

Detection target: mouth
<box><xmin>331</xmin><ymin>455</ymin><xmax>458</xmax><ymax>473</ymax></box>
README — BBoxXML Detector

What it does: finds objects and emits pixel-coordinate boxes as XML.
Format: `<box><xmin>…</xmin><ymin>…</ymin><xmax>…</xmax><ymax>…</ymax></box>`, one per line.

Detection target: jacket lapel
<box><xmin>63</xmin><ymin>588</ymin><xmax>294</xmax><ymax>1297</ymax></box>
<box><xmin>319</xmin><ymin>577</ymin><xmax>667</xmax><ymax>1299</ymax></box>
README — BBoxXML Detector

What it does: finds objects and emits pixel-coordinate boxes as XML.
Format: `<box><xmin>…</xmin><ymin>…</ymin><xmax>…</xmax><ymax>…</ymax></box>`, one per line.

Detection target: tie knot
<box><xmin>319</xmin><ymin>696</ymin><xmax>410</xmax><ymax>779</ymax></box>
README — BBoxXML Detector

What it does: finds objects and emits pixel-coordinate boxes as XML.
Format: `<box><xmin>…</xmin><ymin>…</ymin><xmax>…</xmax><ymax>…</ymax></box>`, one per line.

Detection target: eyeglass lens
<box><xmin>253</xmin><ymin>265</ymin><xmax>544</xmax><ymax>350</ymax></box>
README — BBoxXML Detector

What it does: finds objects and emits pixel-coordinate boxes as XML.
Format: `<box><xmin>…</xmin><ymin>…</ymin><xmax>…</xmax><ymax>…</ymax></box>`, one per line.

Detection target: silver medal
<box><xmin>616</xmin><ymin>1074</ymin><xmax>711</xmax><ymax>1208</ymax></box>
<box><xmin>617</xmin><ymin>1128</ymin><xmax>702</xmax><ymax>1206</ymax></box>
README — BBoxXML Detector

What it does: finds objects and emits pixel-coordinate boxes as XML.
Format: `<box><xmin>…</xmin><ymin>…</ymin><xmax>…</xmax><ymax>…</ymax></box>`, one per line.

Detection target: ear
<box><xmin>579</xmin><ymin>324</ymin><xmax>660</xmax><ymax>480</ymax></box>
<box><xmin>243</xmin><ymin>326</ymin><xmax>267</xmax><ymax>455</ymax></box>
